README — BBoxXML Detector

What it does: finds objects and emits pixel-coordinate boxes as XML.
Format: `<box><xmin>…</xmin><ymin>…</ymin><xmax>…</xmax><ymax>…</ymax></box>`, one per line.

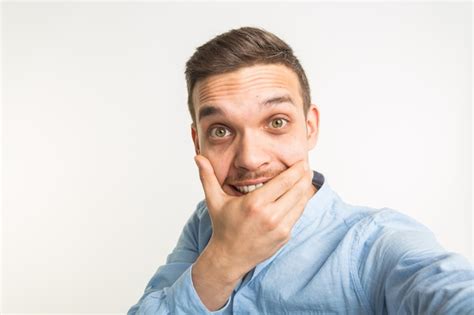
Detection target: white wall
<box><xmin>2</xmin><ymin>2</ymin><xmax>471</xmax><ymax>313</ymax></box>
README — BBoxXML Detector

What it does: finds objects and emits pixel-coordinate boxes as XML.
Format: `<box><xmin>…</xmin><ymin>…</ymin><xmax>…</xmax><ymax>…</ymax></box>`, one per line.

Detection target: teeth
<box><xmin>236</xmin><ymin>182</ymin><xmax>264</xmax><ymax>194</ymax></box>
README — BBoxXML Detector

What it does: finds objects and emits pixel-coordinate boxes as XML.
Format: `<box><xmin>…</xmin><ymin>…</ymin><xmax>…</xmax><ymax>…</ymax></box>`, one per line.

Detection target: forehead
<box><xmin>193</xmin><ymin>64</ymin><xmax>303</xmax><ymax>112</ymax></box>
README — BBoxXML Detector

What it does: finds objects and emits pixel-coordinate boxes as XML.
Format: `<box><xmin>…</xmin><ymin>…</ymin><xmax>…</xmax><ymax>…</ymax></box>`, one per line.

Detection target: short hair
<box><xmin>185</xmin><ymin>27</ymin><xmax>311</xmax><ymax>123</ymax></box>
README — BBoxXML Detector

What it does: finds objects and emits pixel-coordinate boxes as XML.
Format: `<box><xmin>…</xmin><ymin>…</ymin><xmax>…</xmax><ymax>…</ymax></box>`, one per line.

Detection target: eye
<box><xmin>209</xmin><ymin>126</ymin><xmax>232</xmax><ymax>138</ymax></box>
<box><xmin>269</xmin><ymin>117</ymin><xmax>288</xmax><ymax>129</ymax></box>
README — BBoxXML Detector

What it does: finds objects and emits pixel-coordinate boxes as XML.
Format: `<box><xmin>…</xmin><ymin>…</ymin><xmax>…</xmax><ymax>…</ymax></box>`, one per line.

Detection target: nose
<box><xmin>233</xmin><ymin>131</ymin><xmax>271</xmax><ymax>171</ymax></box>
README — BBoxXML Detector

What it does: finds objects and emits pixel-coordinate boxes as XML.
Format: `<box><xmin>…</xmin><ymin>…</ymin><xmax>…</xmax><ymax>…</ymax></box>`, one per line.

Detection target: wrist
<box><xmin>191</xmin><ymin>242</ymin><xmax>243</xmax><ymax>312</ymax></box>
<box><xmin>198</xmin><ymin>240</ymin><xmax>246</xmax><ymax>284</ymax></box>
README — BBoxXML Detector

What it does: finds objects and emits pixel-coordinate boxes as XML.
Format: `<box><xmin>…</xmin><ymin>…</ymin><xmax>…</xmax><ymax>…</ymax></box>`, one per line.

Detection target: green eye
<box><xmin>270</xmin><ymin>118</ymin><xmax>288</xmax><ymax>129</ymax></box>
<box><xmin>209</xmin><ymin>126</ymin><xmax>231</xmax><ymax>138</ymax></box>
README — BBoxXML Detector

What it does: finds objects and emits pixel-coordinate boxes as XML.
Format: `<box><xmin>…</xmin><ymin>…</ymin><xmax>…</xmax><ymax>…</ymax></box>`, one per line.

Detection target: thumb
<box><xmin>194</xmin><ymin>155</ymin><xmax>226</xmax><ymax>209</ymax></box>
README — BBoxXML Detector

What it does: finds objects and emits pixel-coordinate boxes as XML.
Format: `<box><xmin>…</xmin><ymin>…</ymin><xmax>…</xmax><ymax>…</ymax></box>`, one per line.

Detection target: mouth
<box><xmin>229</xmin><ymin>179</ymin><xmax>269</xmax><ymax>195</ymax></box>
<box><xmin>233</xmin><ymin>182</ymin><xmax>265</xmax><ymax>194</ymax></box>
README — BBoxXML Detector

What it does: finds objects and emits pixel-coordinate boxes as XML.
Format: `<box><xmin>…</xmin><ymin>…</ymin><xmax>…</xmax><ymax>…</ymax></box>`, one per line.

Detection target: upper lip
<box><xmin>231</xmin><ymin>178</ymin><xmax>272</xmax><ymax>186</ymax></box>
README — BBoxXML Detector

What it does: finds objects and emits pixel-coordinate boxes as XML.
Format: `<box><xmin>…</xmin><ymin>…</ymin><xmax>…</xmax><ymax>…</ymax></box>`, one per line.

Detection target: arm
<box><xmin>127</xmin><ymin>201</ymin><xmax>233</xmax><ymax>315</ymax></box>
<box><xmin>191</xmin><ymin>155</ymin><xmax>314</xmax><ymax>311</ymax></box>
<box><xmin>191</xmin><ymin>242</ymin><xmax>243</xmax><ymax>311</ymax></box>
<box><xmin>356</xmin><ymin>210</ymin><xmax>474</xmax><ymax>314</ymax></box>
<box><xmin>129</xmin><ymin>155</ymin><xmax>313</xmax><ymax>314</ymax></box>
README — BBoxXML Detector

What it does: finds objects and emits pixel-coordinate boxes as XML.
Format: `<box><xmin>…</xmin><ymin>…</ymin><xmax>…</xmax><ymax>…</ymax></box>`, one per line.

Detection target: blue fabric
<box><xmin>128</xmin><ymin>172</ymin><xmax>474</xmax><ymax>314</ymax></box>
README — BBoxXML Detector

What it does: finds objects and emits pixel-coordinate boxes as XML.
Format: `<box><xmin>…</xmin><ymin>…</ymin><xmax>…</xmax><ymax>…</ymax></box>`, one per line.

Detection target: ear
<box><xmin>306</xmin><ymin>104</ymin><xmax>320</xmax><ymax>150</ymax></box>
<box><xmin>191</xmin><ymin>123</ymin><xmax>201</xmax><ymax>155</ymax></box>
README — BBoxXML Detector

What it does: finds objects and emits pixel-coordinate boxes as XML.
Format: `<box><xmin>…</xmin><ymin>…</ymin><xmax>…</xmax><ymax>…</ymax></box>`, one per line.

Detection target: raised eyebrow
<box><xmin>260</xmin><ymin>95</ymin><xmax>296</xmax><ymax>107</ymax></box>
<box><xmin>198</xmin><ymin>95</ymin><xmax>295</xmax><ymax>122</ymax></box>
<box><xmin>197</xmin><ymin>105</ymin><xmax>224</xmax><ymax>122</ymax></box>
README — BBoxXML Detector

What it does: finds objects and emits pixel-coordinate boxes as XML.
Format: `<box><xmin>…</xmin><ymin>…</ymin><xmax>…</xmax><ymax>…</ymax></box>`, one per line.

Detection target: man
<box><xmin>128</xmin><ymin>27</ymin><xmax>473</xmax><ymax>314</ymax></box>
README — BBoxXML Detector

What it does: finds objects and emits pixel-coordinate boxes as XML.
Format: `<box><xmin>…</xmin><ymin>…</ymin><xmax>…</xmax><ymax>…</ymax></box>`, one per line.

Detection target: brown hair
<box><xmin>185</xmin><ymin>27</ymin><xmax>311</xmax><ymax>123</ymax></box>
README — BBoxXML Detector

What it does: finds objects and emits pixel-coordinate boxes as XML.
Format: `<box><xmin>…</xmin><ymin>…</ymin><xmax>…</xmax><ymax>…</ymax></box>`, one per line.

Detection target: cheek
<box><xmin>270</xmin><ymin>129</ymin><xmax>309</xmax><ymax>166</ymax></box>
<box><xmin>203</xmin><ymin>152</ymin><xmax>232</xmax><ymax>185</ymax></box>
<box><xmin>276</xmin><ymin>146</ymin><xmax>307</xmax><ymax>167</ymax></box>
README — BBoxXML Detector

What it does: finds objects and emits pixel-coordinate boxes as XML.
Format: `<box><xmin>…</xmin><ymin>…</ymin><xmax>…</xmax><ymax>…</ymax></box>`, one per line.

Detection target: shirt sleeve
<box><xmin>354</xmin><ymin>209</ymin><xmax>474</xmax><ymax>314</ymax></box>
<box><xmin>127</xmin><ymin>201</ymin><xmax>232</xmax><ymax>315</ymax></box>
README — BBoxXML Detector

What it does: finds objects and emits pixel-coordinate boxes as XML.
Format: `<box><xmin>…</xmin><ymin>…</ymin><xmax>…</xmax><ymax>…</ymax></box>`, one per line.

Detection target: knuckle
<box><xmin>247</xmin><ymin>194</ymin><xmax>262</xmax><ymax>209</ymax></box>
<box><xmin>292</xmin><ymin>178</ymin><xmax>306</xmax><ymax>197</ymax></box>
<box><xmin>276</xmin><ymin>225</ymin><xmax>291</xmax><ymax>241</ymax></box>
<box><xmin>280</xmin><ymin>177</ymin><xmax>293</xmax><ymax>189</ymax></box>
<box><xmin>299</xmin><ymin>171</ymin><xmax>312</xmax><ymax>191</ymax></box>
<box><xmin>244</xmin><ymin>199</ymin><xmax>261</xmax><ymax>217</ymax></box>
<box><xmin>296</xmin><ymin>177</ymin><xmax>305</xmax><ymax>190</ymax></box>
<box><xmin>262</xmin><ymin>215</ymin><xmax>279</xmax><ymax>231</ymax></box>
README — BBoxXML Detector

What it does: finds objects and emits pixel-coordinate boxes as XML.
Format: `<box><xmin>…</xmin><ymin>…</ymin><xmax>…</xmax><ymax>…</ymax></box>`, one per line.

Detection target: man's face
<box><xmin>191</xmin><ymin>64</ymin><xmax>319</xmax><ymax>196</ymax></box>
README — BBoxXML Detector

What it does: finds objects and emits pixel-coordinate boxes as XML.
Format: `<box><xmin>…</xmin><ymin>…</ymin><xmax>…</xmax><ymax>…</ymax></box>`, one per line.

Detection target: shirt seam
<box><xmin>349</xmin><ymin>216</ymin><xmax>376</xmax><ymax>314</ymax></box>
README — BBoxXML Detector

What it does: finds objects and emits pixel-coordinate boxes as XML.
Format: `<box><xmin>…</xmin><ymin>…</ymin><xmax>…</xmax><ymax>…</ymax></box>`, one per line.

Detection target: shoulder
<box><xmin>186</xmin><ymin>199</ymin><xmax>213</xmax><ymax>252</ymax></box>
<box><xmin>176</xmin><ymin>199</ymin><xmax>211</xmax><ymax>240</ymax></box>
<box><xmin>356</xmin><ymin>208</ymin><xmax>437</xmax><ymax>247</ymax></box>
<box><xmin>324</xmin><ymin>191</ymin><xmax>443</xmax><ymax>260</ymax></box>
<box><xmin>345</xmin><ymin>205</ymin><xmax>440</xmax><ymax>251</ymax></box>
<box><xmin>182</xmin><ymin>199</ymin><xmax>209</xmax><ymax>223</ymax></box>
<box><xmin>194</xmin><ymin>199</ymin><xmax>210</xmax><ymax>222</ymax></box>
<box><xmin>346</xmin><ymin>207</ymin><xmax>446</xmax><ymax>274</ymax></box>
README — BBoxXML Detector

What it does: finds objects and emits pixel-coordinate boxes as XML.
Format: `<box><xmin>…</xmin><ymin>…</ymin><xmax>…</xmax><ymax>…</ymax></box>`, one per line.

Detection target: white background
<box><xmin>2</xmin><ymin>2</ymin><xmax>472</xmax><ymax>313</ymax></box>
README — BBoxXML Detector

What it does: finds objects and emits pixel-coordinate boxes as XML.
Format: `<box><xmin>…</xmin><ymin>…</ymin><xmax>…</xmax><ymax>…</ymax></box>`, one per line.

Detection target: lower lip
<box><xmin>228</xmin><ymin>184</ymin><xmax>244</xmax><ymax>196</ymax></box>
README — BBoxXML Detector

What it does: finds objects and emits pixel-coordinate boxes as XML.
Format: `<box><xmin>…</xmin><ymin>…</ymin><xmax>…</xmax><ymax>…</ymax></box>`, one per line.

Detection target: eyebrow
<box><xmin>197</xmin><ymin>94</ymin><xmax>295</xmax><ymax>122</ymax></box>
<box><xmin>260</xmin><ymin>95</ymin><xmax>295</xmax><ymax>107</ymax></box>
<box><xmin>197</xmin><ymin>106</ymin><xmax>224</xmax><ymax>122</ymax></box>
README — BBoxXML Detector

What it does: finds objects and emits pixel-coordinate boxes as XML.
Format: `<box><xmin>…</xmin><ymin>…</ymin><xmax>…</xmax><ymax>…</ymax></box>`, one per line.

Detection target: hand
<box><xmin>194</xmin><ymin>155</ymin><xmax>314</xmax><ymax>282</ymax></box>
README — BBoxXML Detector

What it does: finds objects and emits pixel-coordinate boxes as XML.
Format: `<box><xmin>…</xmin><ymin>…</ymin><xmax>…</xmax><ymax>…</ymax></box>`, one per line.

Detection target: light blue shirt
<box><xmin>128</xmin><ymin>172</ymin><xmax>474</xmax><ymax>314</ymax></box>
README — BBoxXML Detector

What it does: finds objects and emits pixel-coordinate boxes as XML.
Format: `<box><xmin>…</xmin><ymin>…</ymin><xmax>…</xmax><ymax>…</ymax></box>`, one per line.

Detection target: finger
<box><xmin>254</xmin><ymin>160</ymin><xmax>307</xmax><ymax>203</ymax></box>
<box><xmin>194</xmin><ymin>155</ymin><xmax>226</xmax><ymax>209</ymax></box>
<box><xmin>279</xmin><ymin>169</ymin><xmax>314</xmax><ymax>230</ymax></box>
<box><xmin>266</xmin><ymin>168</ymin><xmax>313</xmax><ymax>223</ymax></box>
